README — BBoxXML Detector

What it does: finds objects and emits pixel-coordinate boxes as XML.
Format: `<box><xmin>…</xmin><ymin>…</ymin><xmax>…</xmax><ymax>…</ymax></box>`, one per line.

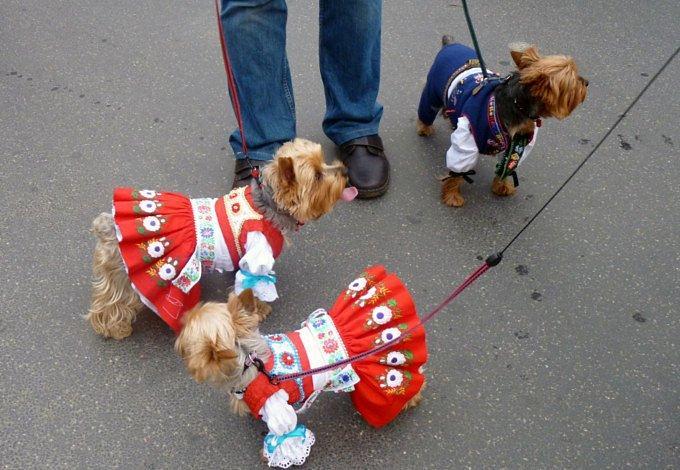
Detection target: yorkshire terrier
<box><xmin>176</xmin><ymin>266</ymin><xmax>427</xmax><ymax>467</ymax></box>
<box><xmin>87</xmin><ymin>138</ymin><xmax>357</xmax><ymax>338</ymax></box>
<box><xmin>417</xmin><ymin>36</ymin><xmax>588</xmax><ymax>207</ymax></box>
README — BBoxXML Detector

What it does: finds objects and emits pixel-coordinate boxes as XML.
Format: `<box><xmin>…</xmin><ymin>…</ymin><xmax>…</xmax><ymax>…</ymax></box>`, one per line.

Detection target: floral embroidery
<box><xmin>134</xmin><ymin>199</ymin><xmax>162</xmax><ymax>214</ymax></box>
<box><xmin>355</xmin><ymin>282</ymin><xmax>389</xmax><ymax>307</ymax></box>
<box><xmin>145</xmin><ymin>257</ymin><xmax>178</xmax><ymax>287</ymax></box>
<box><xmin>486</xmin><ymin>95</ymin><xmax>509</xmax><ymax>154</ymax></box>
<box><xmin>172</xmin><ymin>255</ymin><xmax>201</xmax><ymax>294</ymax></box>
<box><xmin>158</xmin><ymin>259</ymin><xmax>178</xmax><ymax>281</ymax></box>
<box><xmin>265</xmin><ymin>334</ymin><xmax>306</xmax><ymax>408</ymax></box>
<box><xmin>322</xmin><ymin>338</ymin><xmax>338</xmax><ymax>354</ymax></box>
<box><xmin>344</xmin><ymin>270</ymin><xmax>376</xmax><ymax>298</ymax></box>
<box><xmin>378</xmin><ymin>368</ymin><xmax>413</xmax><ymax>395</ymax></box>
<box><xmin>281</xmin><ymin>352</ymin><xmax>295</xmax><ymax>367</ymax></box>
<box><xmin>365</xmin><ymin>299</ymin><xmax>401</xmax><ymax>329</ymax></box>
<box><xmin>137</xmin><ymin>215</ymin><xmax>166</xmax><ymax>234</ymax></box>
<box><xmin>345</xmin><ymin>277</ymin><xmax>367</xmax><ymax>297</ymax></box>
<box><xmin>132</xmin><ymin>189</ymin><xmax>160</xmax><ymax>200</ymax></box>
<box><xmin>191</xmin><ymin>198</ymin><xmax>218</xmax><ymax>272</ymax></box>
<box><xmin>222</xmin><ymin>186</ymin><xmax>263</xmax><ymax>259</ymax></box>
<box><xmin>373</xmin><ymin>323</ymin><xmax>409</xmax><ymax>346</ymax></box>
<box><xmin>304</xmin><ymin>309</ymin><xmax>359</xmax><ymax>392</ymax></box>
<box><xmin>137</xmin><ymin>237</ymin><xmax>170</xmax><ymax>263</ymax></box>
<box><xmin>380</xmin><ymin>350</ymin><xmax>414</xmax><ymax>367</ymax></box>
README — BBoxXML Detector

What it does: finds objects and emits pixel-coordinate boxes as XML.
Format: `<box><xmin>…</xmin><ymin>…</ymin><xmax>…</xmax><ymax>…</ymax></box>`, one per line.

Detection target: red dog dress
<box><xmin>242</xmin><ymin>265</ymin><xmax>428</xmax><ymax>466</ymax></box>
<box><xmin>112</xmin><ymin>186</ymin><xmax>284</xmax><ymax>332</ymax></box>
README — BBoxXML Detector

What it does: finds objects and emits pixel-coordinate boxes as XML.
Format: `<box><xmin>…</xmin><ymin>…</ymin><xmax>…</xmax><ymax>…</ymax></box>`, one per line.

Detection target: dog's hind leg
<box><xmin>402</xmin><ymin>379</ymin><xmax>426</xmax><ymax>411</ymax></box>
<box><xmin>86</xmin><ymin>213</ymin><xmax>143</xmax><ymax>339</ymax></box>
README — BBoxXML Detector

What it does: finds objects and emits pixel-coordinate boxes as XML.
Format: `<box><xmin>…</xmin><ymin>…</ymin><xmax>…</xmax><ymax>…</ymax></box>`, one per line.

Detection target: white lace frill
<box><xmin>262</xmin><ymin>425</ymin><xmax>315</xmax><ymax>468</ymax></box>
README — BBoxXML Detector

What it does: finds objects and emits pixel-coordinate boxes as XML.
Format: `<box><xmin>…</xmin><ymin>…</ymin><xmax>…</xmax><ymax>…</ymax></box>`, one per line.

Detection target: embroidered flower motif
<box><xmin>147</xmin><ymin>240</ymin><xmax>166</xmax><ymax>258</ymax></box>
<box><xmin>231</xmin><ymin>202</ymin><xmax>241</xmax><ymax>213</ymax></box>
<box><xmin>322</xmin><ymin>339</ymin><xmax>338</xmax><ymax>354</ymax></box>
<box><xmin>281</xmin><ymin>352</ymin><xmax>295</xmax><ymax>367</ymax></box>
<box><xmin>269</xmin><ymin>334</ymin><xmax>284</xmax><ymax>342</ymax></box>
<box><xmin>197</xmin><ymin>204</ymin><xmax>210</xmax><ymax>214</ymax></box>
<box><xmin>142</xmin><ymin>216</ymin><xmax>163</xmax><ymax>232</ymax></box>
<box><xmin>371</xmin><ymin>306</ymin><xmax>392</xmax><ymax>325</ymax></box>
<box><xmin>200</xmin><ymin>227</ymin><xmax>214</xmax><ymax>238</ymax></box>
<box><xmin>317</xmin><ymin>332</ymin><xmax>325</xmax><ymax>339</ymax></box>
<box><xmin>138</xmin><ymin>189</ymin><xmax>157</xmax><ymax>199</ymax></box>
<box><xmin>139</xmin><ymin>200</ymin><xmax>158</xmax><ymax>213</ymax></box>
<box><xmin>158</xmin><ymin>259</ymin><xmax>178</xmax><ymax>281</ymax></box>
<box><xmin>345</xmin><ymin>277</ymin><xmax>367</xmax><ymax>297</ymax></box>
<box><xmin>176</xmin><ymin>276</ymin><xmax>191</xmax><ymax>289</ymax></box>
<box><xmin>386</xmin><ymin>351</ymin><xmax>406</xmax><ymax>366</ymax></box>
<box><xmin>381</xmin><ymin>327</ymin><xmax>401</xmax><ymax>343</ymax></box>
<box><xmin>385</xmin><ymin>369</ymin><xmax>403</xmax><ymax>388</ymax></box>
<box><xmin>356</xmin><ymin>286</ymin><xmax>377</xmax><ymax>307</ymax></box>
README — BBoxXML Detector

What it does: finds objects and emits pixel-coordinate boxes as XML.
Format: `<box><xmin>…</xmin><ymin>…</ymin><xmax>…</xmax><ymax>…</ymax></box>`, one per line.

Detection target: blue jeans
<box><xmin>220</xmin><ymin>0</ymin><xmax>383</xmax><ymax>161</ymax></box>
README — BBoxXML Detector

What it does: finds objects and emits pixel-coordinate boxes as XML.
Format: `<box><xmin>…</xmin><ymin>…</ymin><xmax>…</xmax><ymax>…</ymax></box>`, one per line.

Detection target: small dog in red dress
<box><xmin>175</xmin><ymin>266</ymin><xmax>427</xmax><ymax>468</ymax></box>
<box><xmin>87</xmin><ymin>138</ymin><xmax>357</xmax><ymax>339</ymax></box>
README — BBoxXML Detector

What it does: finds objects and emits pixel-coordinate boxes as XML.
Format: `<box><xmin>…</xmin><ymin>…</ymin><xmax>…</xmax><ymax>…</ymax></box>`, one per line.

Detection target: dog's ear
<box><xmin>510</xmin><ymin>43</ymin><xmax>540</xmax><ymax>69</ymax></box>
<box><xmin>237</xmin><ymin>288</ymin><xmax>256</xmax><ymax>313</ymax></box>
<box><xmin>276</xmin><ymin>156</ymin><xmax>296</xmax><ymax>188</ymax></box>
<box><xmin>227</xmin><ymin>291</ymin><xmax>260</xmax><ymax>337</ymax></box>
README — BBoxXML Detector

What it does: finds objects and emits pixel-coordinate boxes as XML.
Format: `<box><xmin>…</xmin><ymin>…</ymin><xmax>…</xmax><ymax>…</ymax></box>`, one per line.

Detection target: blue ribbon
<box><xmin>240</xmin><ymin>270</ymin><xmax>277</xmax><ymax>289</ymax></box>
<box><xmin>264</xmin><ymin>424</ymin><xmax>308</xmax><ymax>454</ymax></box>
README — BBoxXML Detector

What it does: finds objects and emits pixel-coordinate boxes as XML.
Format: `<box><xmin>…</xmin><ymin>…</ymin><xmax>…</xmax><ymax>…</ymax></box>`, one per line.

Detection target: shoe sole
<box><xmin>356</xmin><ymin>174</ymin><xmax>390</xmax><ymax>199</ymax></box>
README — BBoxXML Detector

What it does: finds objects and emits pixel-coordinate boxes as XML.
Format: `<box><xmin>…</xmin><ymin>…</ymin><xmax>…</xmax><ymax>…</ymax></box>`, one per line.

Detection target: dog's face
<box><xmin>174</xmin><ymin>290</ymin><xmax>263</xmax><ymax>387</ymax></box>
<box><xmin>511</xmin><ymin>45</ymin><xmax>588</xmax><ymax>119</ymax></box>
<box><xmin>264</xmin><ymin>138</ymin><xmax>355</xmax><ymax>222</ymax></box>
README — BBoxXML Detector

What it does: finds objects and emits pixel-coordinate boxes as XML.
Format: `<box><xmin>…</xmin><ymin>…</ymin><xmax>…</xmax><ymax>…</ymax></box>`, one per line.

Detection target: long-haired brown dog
<box><xmin>417</xmin><ymin>37</ymin><xmax>588</xmax><ymax>206</ymax></box>
<box><xmin>87</xmin><ymin>138</ymin><xmax>357</xmax><ymax>339</ymax></box>
<box><xmin>176</xmin><ymin>263</ymin><xmax>427</xmax><ymax>466</ymax></box>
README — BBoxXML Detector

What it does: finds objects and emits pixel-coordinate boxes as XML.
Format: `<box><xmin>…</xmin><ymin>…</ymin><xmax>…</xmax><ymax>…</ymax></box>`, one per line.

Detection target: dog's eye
<box><xmin>315</xmin><ymin>171</ymin><xmax>323</xmax><ymax>181</ymax></box>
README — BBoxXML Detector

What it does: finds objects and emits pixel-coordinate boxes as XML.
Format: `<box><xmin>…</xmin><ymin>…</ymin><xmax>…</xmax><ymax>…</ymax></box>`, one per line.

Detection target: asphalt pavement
<box><xmin>1</xmin><ymin>0</ymin><xmax>679</xmax><ymax>468</ymax></box>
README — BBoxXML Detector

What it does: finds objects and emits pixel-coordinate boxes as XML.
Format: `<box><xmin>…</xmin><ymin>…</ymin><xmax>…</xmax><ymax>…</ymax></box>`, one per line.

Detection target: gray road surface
<box><xmin>1</xmin><ymin>0</ymin><xmax>679</xmax><ymax>468</ymax></box>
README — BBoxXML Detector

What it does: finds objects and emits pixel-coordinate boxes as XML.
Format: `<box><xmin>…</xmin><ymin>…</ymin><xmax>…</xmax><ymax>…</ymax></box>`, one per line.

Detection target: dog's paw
<box><xmin>441</xmin><ymin>176</ymin><xmax>465</xmax><ymax>207</ymax></box>
<box><xmin>416</xmin><ymin>119</ymin><xmax>435</xmax><ymax>137</ymax></box>
<box><xmin>491</xmin><ymin>176</ymin><xmax>516</xmax><ymax>197</ymax></box>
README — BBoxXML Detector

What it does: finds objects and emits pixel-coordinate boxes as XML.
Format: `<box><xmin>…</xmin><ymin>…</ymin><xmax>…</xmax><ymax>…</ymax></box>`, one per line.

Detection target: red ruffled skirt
<box><xmin>329</xmin><ymin>265</ymin><xmax>428</xmax><ymax>427</ymax></box>
<box><xmin>113</xmin><ymin>187</ymin><xmax>201</xmax><ymax>332</ymax></box>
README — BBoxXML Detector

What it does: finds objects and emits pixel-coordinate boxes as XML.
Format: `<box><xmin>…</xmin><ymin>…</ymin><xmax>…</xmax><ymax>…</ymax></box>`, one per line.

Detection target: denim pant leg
<box><xmin>220</xmin><ymin>0</ymin><xmax>296</xmax><ymax>161</ymax></box>
<box><xmin>319</xmin><ymin>0</ymin><xmax>383</xmax><ymax>146</ymax></box>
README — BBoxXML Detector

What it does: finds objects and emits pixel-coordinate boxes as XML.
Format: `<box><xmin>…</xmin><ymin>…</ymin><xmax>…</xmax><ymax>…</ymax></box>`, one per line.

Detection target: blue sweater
<box><xmin>418</xmin><ymin>43</ymin><xmax>509</xmax><ymax>156</ymax></box>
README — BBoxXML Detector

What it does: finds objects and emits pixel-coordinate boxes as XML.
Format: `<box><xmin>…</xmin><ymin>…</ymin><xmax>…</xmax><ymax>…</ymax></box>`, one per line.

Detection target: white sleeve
<box><xmin>446</xmin><ymin>116</ymin><xmax>480</xmax><ymax>173</ymax></box>
<box><xmin>517</xmin><ymin>126</ymin><xmax>539</xmax><ymax>168</ymax></box>
<box><xmin>260</xmin><ymin>390</ymin><xmax>297</xmax><ymax>435</ymax></box>
<box><xmin>234</xmin><ymin>232</ymin><xmax>278</xmax><ymax>302</ymax></box>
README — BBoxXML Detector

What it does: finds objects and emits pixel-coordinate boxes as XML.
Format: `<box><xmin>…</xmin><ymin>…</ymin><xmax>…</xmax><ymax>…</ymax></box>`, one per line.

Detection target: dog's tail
<box><xmin>91</xmin><ymin>212</ymin><xmax>117</xmax><ymax>243</ymax></box>
<box><xmin>442</xmin><ymin>35</ymin><xmax>455</xmax><ymax>47</ymax></box>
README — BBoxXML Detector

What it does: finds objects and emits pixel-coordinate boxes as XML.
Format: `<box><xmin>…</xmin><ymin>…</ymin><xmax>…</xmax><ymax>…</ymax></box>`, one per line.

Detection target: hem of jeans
<box><xmin>331</xmin><ymin>128</ymin><xmax>380</xmax><ymax>147</ymax></box>
<box><xmin>233</xmin><ymin>151</ymin><xmax>274</xmax><ymax>162</ymax></box>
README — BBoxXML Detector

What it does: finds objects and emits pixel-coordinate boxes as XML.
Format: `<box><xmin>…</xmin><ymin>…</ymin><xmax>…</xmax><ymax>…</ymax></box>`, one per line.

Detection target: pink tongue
<box><xmin>341</xmin><ymin>186</ymin><xmax>358</xmax><ymax>201</ymax></box>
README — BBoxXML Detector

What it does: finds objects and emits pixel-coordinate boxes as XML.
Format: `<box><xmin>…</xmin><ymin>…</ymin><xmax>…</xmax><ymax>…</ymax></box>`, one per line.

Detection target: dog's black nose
<box><xmin>583</xmin><ymin>78</ymin><xmax>589</xmax><ymax>87</ymax></box>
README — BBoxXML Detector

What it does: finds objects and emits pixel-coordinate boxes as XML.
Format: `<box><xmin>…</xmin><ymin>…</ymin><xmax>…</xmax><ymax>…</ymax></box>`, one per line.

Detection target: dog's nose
<box><xmin>583</xmin><ymin>78</ymin><xmax>589</xmax><ymax>87</ymax></box>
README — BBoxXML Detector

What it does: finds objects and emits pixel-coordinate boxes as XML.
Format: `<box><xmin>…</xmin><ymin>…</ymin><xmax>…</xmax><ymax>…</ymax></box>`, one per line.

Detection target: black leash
<box><xmin>500</xmin><ymin>45</ymin><xmax>679</xmax><ymax>256</ymax></box>
<box><xmin>461</xmin><ymin>0</ymin><xmax>488</xmax><ymax>79</ymax></box>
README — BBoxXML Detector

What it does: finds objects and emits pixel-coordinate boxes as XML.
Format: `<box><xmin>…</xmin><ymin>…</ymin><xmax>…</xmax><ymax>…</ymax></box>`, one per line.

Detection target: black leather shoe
<box><xmin>338</xmin><ymin>134</ymin><xmax>390</xmax><ymax>198</ymax></box>
<box><xmin>232</xmin><ymin>159</ymin><xmax>260</xmax><ymax>189</ymax></box>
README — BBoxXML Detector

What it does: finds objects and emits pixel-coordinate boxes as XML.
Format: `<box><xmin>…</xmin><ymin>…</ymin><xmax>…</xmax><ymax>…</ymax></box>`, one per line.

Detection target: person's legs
<box><xmin>318</xmin><ymin>0</ymin><xmax>383</xmax><ymax>145</ymax></box>
<box><xmin>220</xmin><ymin>0</ymin><xmax>296</xmax><ymax>164</ymax></box>
<box><xmin>319</xmin><ymin>0</ymin><xmax>389</xmax><ymax>198</ymax></box>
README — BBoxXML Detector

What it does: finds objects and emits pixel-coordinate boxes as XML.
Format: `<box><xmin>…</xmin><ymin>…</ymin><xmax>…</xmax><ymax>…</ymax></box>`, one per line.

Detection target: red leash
<box><xmin>268</xmin><ymin>253</ymin><xmax>502</xmax><ymax>384</ymax></box>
